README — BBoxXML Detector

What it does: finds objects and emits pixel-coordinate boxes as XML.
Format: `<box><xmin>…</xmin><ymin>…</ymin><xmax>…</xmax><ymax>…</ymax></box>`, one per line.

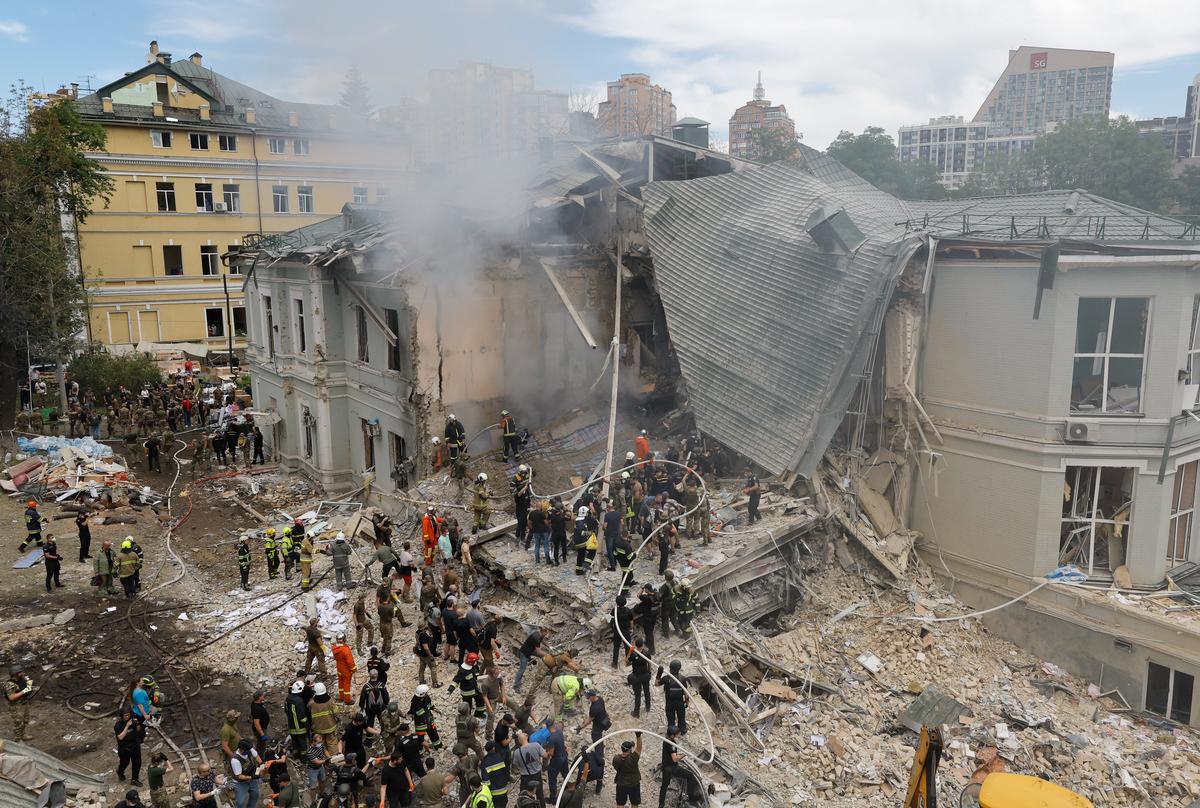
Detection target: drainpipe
<box><xmin>251</xmin><ymin>128</ymin><xmax>264</xmax><ymax>236</ymax></box>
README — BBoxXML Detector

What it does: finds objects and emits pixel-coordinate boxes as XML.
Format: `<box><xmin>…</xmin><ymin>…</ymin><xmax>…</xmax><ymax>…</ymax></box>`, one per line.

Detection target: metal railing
<box><xmin>899</xmin><ymin>213</ymin><xmax>1200</xmax><ymax>242</ymax></box>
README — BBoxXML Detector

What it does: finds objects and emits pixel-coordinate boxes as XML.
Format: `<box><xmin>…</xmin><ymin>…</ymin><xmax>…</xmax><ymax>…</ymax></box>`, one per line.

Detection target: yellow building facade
<box><xmin>74</xmin><ymin>42</ymin><xmax>407</xmax><ymax>350</ymax></box>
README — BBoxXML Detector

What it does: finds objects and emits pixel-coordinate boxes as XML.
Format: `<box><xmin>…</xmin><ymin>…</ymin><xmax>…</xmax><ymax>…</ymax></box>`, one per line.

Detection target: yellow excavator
<box><xmin>904</xmin><ymin>726</ymin><xmax>1094</xmax><ymax>808</ymax></box>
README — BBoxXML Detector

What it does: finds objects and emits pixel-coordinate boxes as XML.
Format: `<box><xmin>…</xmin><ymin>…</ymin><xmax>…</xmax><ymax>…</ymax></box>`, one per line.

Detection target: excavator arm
<box><xmin>903</xmin><ymin>725</ymin><xmax>942</xmax><ymax>808</ymax></box>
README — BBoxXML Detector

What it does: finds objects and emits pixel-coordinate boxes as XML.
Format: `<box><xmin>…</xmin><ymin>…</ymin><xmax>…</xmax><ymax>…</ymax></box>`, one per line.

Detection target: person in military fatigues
<box><xmin>237</xmin><ymin>537</ymin><xmax>252</xmax><ymax>590</ymax></box>
<box><xmin>5</xmin><ymin>664</ymin><xmax>34</xmax><ymax>740</ymax></box>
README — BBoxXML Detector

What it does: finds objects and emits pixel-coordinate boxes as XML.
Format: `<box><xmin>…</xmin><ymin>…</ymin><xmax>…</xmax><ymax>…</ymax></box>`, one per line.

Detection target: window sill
<box><xmin>1067</xmin><ymin>412</ymin><xmax>1146</xmax><ymax>419</ymax></box>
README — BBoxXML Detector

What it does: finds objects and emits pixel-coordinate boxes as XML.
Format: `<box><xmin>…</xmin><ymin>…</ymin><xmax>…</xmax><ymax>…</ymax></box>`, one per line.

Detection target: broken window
<box><xmin>1188</xmin><ymin>295</ymin><xmax>1200</xmax><ymax>383</ymax></box>
<box><xmin>268</xmin><ymin>136</ymin><xmax>287</xmax><ymax>154</ymax></box>
<box><xmin>263</xmin><ymin>295</ymin><xmax>275</xmax><ymax>359</ymax></box>
<box><xmin>156</xmin><ymin>181</ymin><xmax>176</xmax><ymax>212</ymax></box>
<box><xmin>355</xmin><ymin>305</ymin><xmax>369</xmax><ymax>363</ymax></box>
<box><xmin>361</xmin><ymin>419</ymin><xmax>376</xmax><ymax>471</ymax></box>
<box><xmin>302</xmin><ymin>409</ymin><xmax>314</xmax><ymax>459</ymax></box>
<box><xmin>205</xmin><ymin>307</ymin><xmax>225</xmax><ymax>338</ymax></box>
<box><xmin>189</xmin><ymin>132</ymin><xmax>209</xmax><ymax>150</ymax></box>
<box><xmin>1070</xmin><ymin>297</ymin><xmax>1148</xmax><ymax>414</ymax></box>
<box><xmin>162</xmin><ymin>244</ymin><xmax>183</xmax><ymax>275</ymax></box>
<box><xmin>352</xmin><ymin>186</ymin><xmax>368</xmax><ymax>205</ymax></box>
<box><xmin>1169</xmin><ymin>460</ymin><xmax>1197</xmax><ymax>565</ymax></box>
<box><xmin>199</xmin><ymin>245</ymin><xmax>219</xmax><ymax>276</ymax></box>
<box><xmin>272</xmin><ymin>185</ymin><xmax>289</xmax><ymax>213</ymax></box>
<box><xmin>232</xmin><ymin>307</ymin><xmax>247</xmax><ymax>338</ymax></box>
<box><xmin>385</xmin><ymin>307</ymin><xmax>402</xmax><ymax>372</ymax></box>
<box><xmin>195</xmin><ymin>182</ymin><xmax>214</xmax><ymax>212</ymax></box>
<box><xmin>227</xmin><ymin>245</ymin><xmax>242</xmax><ymax>273</ymax></box>
<box><xmin>218</xmin><ymin>133</ymin><xmax>238</xmax><ymax>152</ymax></box>
<box><xmin>1146</xmin><ymin>661</ymin><xmax>1195</xmax><ymax>723</ymax></box>
<box><xmin>294</xmin><ymin>298</ymin><xmax>307</xmax><ymax>354</ymax></box>
<box><xmin>293</xmin><ymin>138</ymin><xmax>310</xmax><ymax>156</ymax></box>
<box><xmin>297</xmin><ymin>185</ymin><xmax>314</xmax><ymax>214</ymax></box>
<box><xmin>1061</xmin><ymin>466</ymin><xmax>1135</xmax><ymax>577</ymax></box>
<box><xmin>390</xmin><ymin>432</ymin><xmax>407</xmax><ymax>470</ymax></box>
<box><xmin>150</xmin><ymin>130</ymin><xmax>172</xmax><ymax>148</ymax></box>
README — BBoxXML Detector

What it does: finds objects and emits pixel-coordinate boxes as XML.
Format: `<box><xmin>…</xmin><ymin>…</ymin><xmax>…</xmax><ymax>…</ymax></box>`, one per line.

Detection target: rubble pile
<box><xmin>689</xmin><ymin>547</ymin><xmax>1200</xmax><ymax>807</ymax></box>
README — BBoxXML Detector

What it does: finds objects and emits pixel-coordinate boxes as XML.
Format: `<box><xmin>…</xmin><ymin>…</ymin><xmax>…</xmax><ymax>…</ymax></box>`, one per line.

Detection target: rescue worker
<box><xmin>743</xmin><ymin>473</ymin><xmax>761</xmax><ymax>524</ymax></box>
<box><xmin>94</xmin><ymin>539</ymin><xmax>118</xmax><ymax>597</ymax></box>
<box><xmin>467</xmin><ymin>775</ymin><xmax>492</xmax><ymax>808</ymax></box>
<box><xmin>332</xmin><ymin>634</ymin><xmax>356</xmax><ymax>705</ymax></box>
<box><xmin>511</xmin><ymin>465</ymin><xmax>532</xmax><ymax>549</ymax></box>
<box><xmin>635</xmin><ymin>584</ymin><xmax>659</xmax><ymax>655</ymax></box>
<box><xmin>76</xmin><ymin>509</ymin><xmax>92</xmax><ymax>562</ymax></box>
<box><xmin>415</xmin><ymin>619</ymin><xmax>439</xmax><ymax>686</ymax></box>
<box><xmin>285</xmin><ymin>680</ymin><xmax>311</xmax><ymax>755</ymax></box>
<box><xmin>117</xmin><ymin>538</ymin><xmax>142</xmax><ymax>600</ymax></box>
<box><xmin>299</xmin><ymin>531</ymin><xmax>315</xmax><ymax>590</ymax></box>
<box><xmin>237</xmin><ymin>536</ymin><xmax>252</xmax><ymax>591</ymax></box>
<box><xmin>367</xmin><ymin>645</ymin><xmax>390</xmax><ymax>685</ymax></box>
<box><xmin>471</xmin><ymin>475</ymin><xmax>490</xmax><ymax>534</ymax></box>
<box><xmin>675</xmin><ymin>578</ymin><xmax>698</xmax><ymax>634</ymax></box>
<box><xmin>656</xmin><ymin>660</ymin><xmax>688</xmax><ymax>736</ymax></box>
<box><xmin>358</xmin><ymin>669</ymin><xmax>389</xmax><ymax>727</ymax></box>
<box><xmin>5</xmin><ymin>664</ymin><xmax>34</xmax><ymax>740</ymax></box>
<box><xmin>481</xmin><ymin>738</ymin><xmax>512</xmax><ymax>808</ymax></box>
<box><xmin>454</xmin><ymin>745</ymin><xmax>482</xmax><ymax>807</ymax></box>
<box><xmin>431</xmin><ymin>436</ymin><xmax>445</xmax><ymax>471</ymax></box>
<box><xmin>20</xmin><ymin>500</ymin><xmax>42</xmax><ymax>553</ymax></box>
<box><xmin>352</xmin><ymin>593</ymin><xmax>375</xmax><ymax>653</ymax></box>
<box><xmin>307</xmin><ymin>683</ymin><xmax>339</xmax><ymax>755</ymax></box>
<box><xmin>281</xmin><ymin>526</ymin><xmax>297</xmax><ymax>581</ymax></box>
<box><xmin>634</xmin><ymin>430</ymin><xmax>651</xmax><ymax>463</ymax></box>
<box><xmin>421</xmin><ymin>507</ymin><xmax>440</xmax><ymax>567</ymax></box>
<box><xmin>452</xmin><ymin>652</ymin><xmax>486</xmax><ymax>720</ymax></box>
<box><xmin>611</xmin><ymin>594</ymin><xmax>635</xmax><ymax>669</ymax></box>
<box><xmin>322</xmin><ymin>532</ymin><xmax>353</xmax><ymax>591</ymax></box>
<box><xmin>445</xmin><ymin>414</ymin><xmax>466</xmax><ymax>460</ymax></box>
<box><xmin>455</xmin><ymin>702</ymin><xmax>483</xmax><ymax>762</ymax></box>
<box><xmin>408</xmin><ymin>684</ymin><xmax>442</xmax><ymax>750</ymax></box>
<box><xmin>659</xmin><ymin>570</ymin><xmax>680</xmax><ymax>638</ymax></box>
<box><xmin>550</xmin><ymin>674</ymin><xmax>590</xmax><ymax>722</ymax></box>
<box><xmin>264</xmin><ymin>528</ymin><xmax>280</xmax><ymax>580</ymax></box>
<box><xmin>499</xmin><ymin>409</ymin><xmax>520</xmax><ymax>461</ymax></box>
<box><xmin>42</xmin><ymin>535</ymin><xmax>62</xmax><ymax>591</ymax></box>
<box><xmin>378</xmin><ymin>702</ymin><xmax>404</xmax><ymax>753</ymax></box>
<box><xmin>613</xmin><ymin>532</ymin><xmax>636</xmax><ymax>595</ymax></box>
<box><xmin>303</xmin><ymin>618</ymin><xmax>328</xmax><ymax>675</ymax></box>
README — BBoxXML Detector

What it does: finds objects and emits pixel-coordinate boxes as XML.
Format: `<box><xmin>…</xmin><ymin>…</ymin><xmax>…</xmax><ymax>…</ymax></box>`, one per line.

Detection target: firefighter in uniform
<box><xmin>452</xmin><ymin>652</ymin><xmax>486</xmax><ymax>720</ymax></box>
<box><xmin>299</xmin><ymin>532</ymin><xmax>315</xmax><ymax>589</ymax></box>
<box><xmin>237</xmin><ymin>536</ymin><xmax>252</xmax><ymax>591</ymax></box>
<box><xmin>471</xmin><ymin>474</ymin><xmax>490</xmax><ymax>534</ymax></box>
<box><xmin>408</xmin><ymin>684</ymin><xmax>442</xmax><ymax>750</ymax></box>
<box><xmin>499</xmin><ymin>410</ymin><xmax>520</xmax><ymax>461</ymax></box>
<box><xmin>675</xmin><ymin>578</ymin><xmax>698</xmax><ymax>634</ymax></box>
<box><xmin>20</xmin><ymin>500</ymin><xmax>42</xmax><ymax>553</ymax></box>
<box><xmin>281</xmin><ymin>527</ymin><xmax>297</xmax><ymax>581</ymax></box>
<box><xmin>264</xmin><ymin>528</ymin><xmax>280</xmax><ymax>579</ymax></box>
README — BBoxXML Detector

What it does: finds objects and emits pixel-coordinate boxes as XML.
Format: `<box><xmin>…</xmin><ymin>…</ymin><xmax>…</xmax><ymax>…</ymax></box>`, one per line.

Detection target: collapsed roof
<box><xmin>643</xmin><ymin>145</ymin><xmax>1200</xmax><ymax>479</ymax></box>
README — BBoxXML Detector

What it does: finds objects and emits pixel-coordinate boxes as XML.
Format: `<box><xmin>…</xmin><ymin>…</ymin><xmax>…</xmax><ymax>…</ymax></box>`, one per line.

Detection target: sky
<box><xmin>2</xmin><ymin>0</ymin><xmax>1199</xmax><ymax>149</ymax></box>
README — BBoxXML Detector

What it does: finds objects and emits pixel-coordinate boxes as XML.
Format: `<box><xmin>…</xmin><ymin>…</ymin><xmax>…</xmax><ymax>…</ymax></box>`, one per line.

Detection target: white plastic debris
<box><xmin>856</xmin><ymin>652</ymin><xmax>884</xmax><ymax>674</ymax></box>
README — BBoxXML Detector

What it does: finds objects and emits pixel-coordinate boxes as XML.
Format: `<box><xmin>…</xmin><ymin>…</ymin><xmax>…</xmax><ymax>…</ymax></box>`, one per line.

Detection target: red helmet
<box><xmin>465</xmin><ymin>652</ymin><xmax>480</xmax><ymax>665</ymax></box>
<box><xmin>26</xmin><ymin>500</ymin><xmax>37</xmax><ymax>508</ymax></box>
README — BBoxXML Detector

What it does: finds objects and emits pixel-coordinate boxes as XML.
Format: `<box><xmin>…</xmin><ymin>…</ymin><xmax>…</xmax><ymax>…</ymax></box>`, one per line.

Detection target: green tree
<box><xmin>746</xmin><ymin>126</ymin><xmax>802</xmax><ymax>163</ymax></box>
<box><xmin>964</xmin><ymin>117</ymin><xmax>1173</xmax><ymax>210</ymax></box>
<box><xmin>0</xmin><ymin>85</ymin><xmax>112</xmax><ymax>425</ymax></box>
<box><xmin>825</xmin><ymin>127</ymin><xmax>947</xmax><ymax>200</ymax></box>
<box><xmin>339</xmin><ymin>65</ymin><xmax>373</xmax><ymax>117</ymax></box>
<box><xmin>68</xmin><ymin>352</ymin><xmax>162</xmax><ymax>397</ymax></box>
<box><xmin>1172</xmin><ymin>164</ymin><xmax>1200</xmax><ymax>217</ymax></box>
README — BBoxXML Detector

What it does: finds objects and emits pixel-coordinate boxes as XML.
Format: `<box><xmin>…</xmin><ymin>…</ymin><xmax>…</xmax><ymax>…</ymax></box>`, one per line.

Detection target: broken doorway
<box><xmin>1060</xmin><ymin>465</ymin><xmax>1135</xmax><ymax>577</ymax></box>
<box><xmin>1146</xmin><ymin>661</ymin><xmax>1195</xmax><ymax>724</ymax></box>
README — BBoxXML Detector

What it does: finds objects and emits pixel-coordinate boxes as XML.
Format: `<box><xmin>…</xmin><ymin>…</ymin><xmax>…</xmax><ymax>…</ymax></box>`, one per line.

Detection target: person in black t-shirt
<box><xmin>251</xmin><ymin>690</ymin><xmax>271</xmax><ymax>754</ymax></box>
<box><xmin>379</xmin><ymin>753</ymin><xmax>414</xmax><ymax>808</ymax></box>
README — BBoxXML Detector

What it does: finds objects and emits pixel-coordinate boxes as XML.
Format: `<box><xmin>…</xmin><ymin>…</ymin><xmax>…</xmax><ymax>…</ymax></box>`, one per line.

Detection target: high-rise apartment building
<box><xmin>899</xmin><ymin>46</ymin><xmax>1114</xmax><ymax>188</ymax></box>
<box><xmin>1136</xmin><ymin>73</ymin><xmax>1200</xmax><ymax>161</ymax></box>
<box><xmin>597</xmin><ymin>74</ymin><xmax>676</xmax><ymax>138</ymax></box>
<box><xmin>72</xmin><ymin>41</ymin><xmax>403</xmax><ymax>349</ymax></box>
<box><xmin>728</xmin><ymin>73</ymin><xmax>797</xmax><ymax>160</ymax></box>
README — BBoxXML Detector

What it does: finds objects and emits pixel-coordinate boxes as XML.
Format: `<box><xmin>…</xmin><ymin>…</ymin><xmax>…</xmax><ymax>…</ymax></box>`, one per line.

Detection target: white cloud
<box><xmin>563</xmin><ymin>0</ymin><xmax>1200</xmax><ymax>147</ymax></box>
<box><xmin>0</xmin><ymin>20</ymin><xmax>28</xmax><ymax>42</ymax></box>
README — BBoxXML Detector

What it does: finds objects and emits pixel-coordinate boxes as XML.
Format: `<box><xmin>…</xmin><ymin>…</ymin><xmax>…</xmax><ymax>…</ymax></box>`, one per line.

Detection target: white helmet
<box><xmin>518</xmin><ymin>464</ymin><xmax>529</xmax><ymax>474</ymax></box>
<box><xmin>432</xmin><ymin>436</ymin><xmax>441</xmax><ymax>444</ymax></box>
<box><xmin>448</xmin><ymin>414</ymin><xmax>457</xmax><ymax>421</ymax></box>
<box><xmin>581</xmin><ymin>677</ymin><xmax>593</xmax><ymax>689</ymax></box>
<box><xmin>625</xmin><ymin>452</ymin><xmax>635</xmax><ymax>461</ymax></box>
<box><xmin>313</xmin><ymin>682</ymin><xmax>327</xmax><ymax>696</ymax></box>
<box><xmin>335</xmin><ymin>532</ymin><xmax>346</xmax><ymax>541</ymax></box>
<box><xmin>290</xmin><ymin>680</ymin><xmax>304</xmax><ymax>694</ymax></box>
<box><xmin>577</xmin><ymin>506</ymin><xmax>589</xmax><ymax>519</ymax></box>
<box><xmin>477</xmin><ymin>473</ymin><xmax>488</xmax><ymax>483</ymax></box>
<box><xmin>621</xmin><ymin>472</ymin><xmax>630</xmax><ymax>480</ymax></box>
<box><xmin>415</xmin><ymin>684</ymin><xmax>429</xmax><ymax>697</ymax></box>
<box><xmin>640</xmin><ymin>430</ymin><xmax>647</xmax><ymax>437</ymax></box>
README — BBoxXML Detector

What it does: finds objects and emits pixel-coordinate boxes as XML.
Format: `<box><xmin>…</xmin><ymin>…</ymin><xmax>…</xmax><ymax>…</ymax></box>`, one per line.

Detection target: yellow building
<box><xmin>73</xmin><ymin>41</ymin><xmax>406</xmax><ymax>350</ymax></box>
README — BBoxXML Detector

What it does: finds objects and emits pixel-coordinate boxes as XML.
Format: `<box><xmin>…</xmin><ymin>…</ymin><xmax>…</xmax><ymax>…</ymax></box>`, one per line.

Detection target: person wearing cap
<box><xmin>146</xmin><ymin>751</ymin><xmax>173</xmax><ymax>808</ymax></box>
<box><xmin>321</xmin><ymin>533</ymin><xmax>353</xmax><ymax>591</ymax></box>
<box><xmin>114</xmin><ymin>705</ymin><xmax>145</xmax><ymax>784</ymax></box>
<box><xmin>250</xmin><ymin>690</ymin><xmax>271</xmax><ymax>755</ymax></box>
<box><xmin>358</xmin><ymin>668</ymin><xmax>389</xmax><ymax>727</ymax></box>
<box><xmin>471</xmin><ymin>475</ymin><xmax>491</xmax><ymax>535</ymax></box>
<box><xmin>674</xmin><ymin>579</ymin><xmax>698</xmax><ymax>635</ymax></box>
<box><xmin>656</xmin><ymin>661</ymin><xmax>688</xmax><ymax>737</ymax></box>
<box><xmin>270</xmin><ymin>766</ymin><xmax>301</xmax><ymax>808</ymax></box>
<box><xmin>220</xmin><ymin>709</ymin><xmax>243</xmax><ymax>767</ymax></box>
<box><xmin>331</xmin><ymin>634</ymin><xmax>356</xmax><ymax>705</ymax></box>
<box><xmin>408</xmin><ymin>684</ymin><xmax>442</xmax><ymax>750</ymax></box>
<box><xmin>308</xmin><ymin>683</ymin><xmax>340</xmax><ymax>755</ymax></box>
<box><xmin>303</xmin><ymin>619</ymin><xmax>328</xmax><ymax>675</ymax></box>
<box><xmin>366</xmin><ymin>645</ymin><xmax>390</xmax><ymax>686</ymax></box>
<box><xmin>656</xmin><ymin>726</ymin><xmax>685</xmax><ymax>808</ymax></box>
<box><xmin>20</xmin><ymin>500</ymin><xmax>42</xmax><ymax>553</ymax></box>
<box><xmin>499</xmin><ymin>409</ymin><xmax>520</xmax><ymax>462</ymax></box>
<box><xmin>414</xmin><ymin>619</ymin><xmax>439</xmax><ymax>687</ymax></box>
<box><xmin>117</xmin><ymin>538</ymin><xmax>142</xmax><ymax>600</ymax></box>
<box><xmin>42</xmin><ymin>534</ymin><xmax>63</xmax><ymax>592</ymax></box>
<box><xmin>658</xmin><ymin>571</ymin><xmax>679</xmax><ymax>639</ymax></box>
<box><xmin>352</xmin><ymin>593</ymin><xmax>375</xmax><ymax>654</ymax></box>
<box><xmin>580</xmin><ymin>688</ymin><xmax>611</xmax><ymax>744</ymax></box>
<box><xmin>626</xmin><ymin>638</ymin><xmax>653</xmax><ymax>718</ymax></box>
<box><xmin>611</xmin><ymin>732</ymin><xmax>643</xmax><ymax>808</ymax></box>
<box><xmin>230</xmin><ymin>737</ymin><xmax>263</xmax><ymax>808</ymax></box>
<box><xmin>115</xmin><ymin>788</ymin><xmax>147</xmax><ymax>808</ymax></box>
<box><xmin>610</xmin><ymin>595</ymin><xmax>635</xmax><ymax>669</ymax></box>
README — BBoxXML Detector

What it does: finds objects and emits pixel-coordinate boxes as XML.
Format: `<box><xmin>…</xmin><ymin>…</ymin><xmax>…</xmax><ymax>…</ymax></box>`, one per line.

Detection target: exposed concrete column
<box><xmin>308</xmin><ymin>268</ymin><xmax>329</xmax><ymax>359</ymax></box>
<box><xmin>1128</xmin><ymin>468</ymin><xmax>1172</xmax><ymax>585</ymax></box>
<box><xmin>314</xmin><ymin>393</ymin><xmax>337</xmax><ymax>482</ymax></box>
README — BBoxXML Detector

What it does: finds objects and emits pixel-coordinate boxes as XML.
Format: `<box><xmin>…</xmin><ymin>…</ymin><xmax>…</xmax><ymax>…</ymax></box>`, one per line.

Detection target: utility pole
<box><xmin>46</xmin><ymin>268</ymin><xmax>69</xmax><ymax>417</ymax></box>
<box><xmin>222</xmin><ymin>273</ymin><xmax>235</xmax><ymax>370</ymax></box>
<box><xmin>601</xmin><ymin>234</ymin><xmax>623</xmax><ymax>497</ymax></box>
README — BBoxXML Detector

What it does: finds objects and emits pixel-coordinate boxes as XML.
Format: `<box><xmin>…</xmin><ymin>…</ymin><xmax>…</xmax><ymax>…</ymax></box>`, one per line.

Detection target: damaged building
<box><xmin>239</xmin><ymin>133</ymin><xmax>1200</xmax><ymax>727</ymax></box>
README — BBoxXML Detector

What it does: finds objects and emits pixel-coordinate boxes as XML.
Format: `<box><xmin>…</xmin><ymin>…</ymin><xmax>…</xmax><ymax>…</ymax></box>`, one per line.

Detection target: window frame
<box><xmin>194</xmin><ymin>182</ymin><xmax>214</xmax><ymax>212</ymax></box>
<box><xmin>272</xmin><ymin>185</ymin><xmax>289</xmax><ymax>214</ymax></box>
<box><xmin>263</xmin><ymin>295</ymin><xmax>275</xmax><ymax>359</ymax></box>
<box><xmin>352</xmin><ymin>186</ymin><xmax>368</xmax><ymax>204</ymax></box>
<box><xmin>268</xmin><ymin>136</ymin><xmax>288</xmax><ymax>154</ymax></box>
<box><xmin>162</xmin><ymin>244</ymin><xmax>184</xmax><ymax>276</ymax></box>
<box><xmin>293</xmin><ymin>138</ymin><xmax>311</xmax><ymax>156</ymax></box>
<box><xmin>222</xmin><ymin>183</ymin><xmax>241</xmax><ymax>212</ymax></box>
<box><xmin>385</xmin><ymin>307</ymin><xmax>402</xmax><ymax>371</ymax></box>
<box><xmin>218</xmin><ymin>133</ymin><xmax>238</xmax><ymax>152</ymax></box>
<box><xmin>189</xmin><ymin>132</ymin><xmax>209</xmax><ymax>150</ymax></box>
<box><xmin>355</xmin><ymin>304</ymin><xmax>369</xmax><ymax>363</ymax></box>
<box><xmin>1169</xmin><ymin>460</ymin><xmax>1197</xmax><ymax>565</ymax></box>
<box><xmin>1146</xmin><ymin>660</ymin><xmax>1195</xmax><ymax>724</ymax></box>
<box><xmin>150</xmin><ymin>130</ymin><xmax>173</xmax><ymax>148</ymax></box>
<box><xmin>294</xmin><ymin>297</ymin><xmax>307</xmax><ymax>354</ymax></box>
<box><xmin>361</xmin><ymin>419</ymin><xmax>376</xmax><ymax>471</ymax></box>
<box><xmin>205</xmin><ymin>307</ymin><xmax>226</xmax><ymax>338</ymax></box>
<box><xmin>227</xmin><ymin>245</ymin><xmax>242</xmax><ymax>274</ymax></box>
<box><xmin>199</xmin><ymin>245</ymin><xmax>220</xmax><ymax>276</ymax></box>
<box><xmin>232</xmin><ymin>306</ymin><xmax>248</xmax><ymax>338</ymax></box>
<box><xmin>155</xmin><ymin>181</ymin><xmax>176</xmax><ymax>212</ymax></box>
<box><xmin>297</xmin><ymin>185</ymin><xmax>314</xmax><ymax>214</ymax></box>
<box><xmin>1070</xmin><ymin>296</ymin><xmax>1150</xmax><ymax>415</ymax></box>
<box><xmin>1060</xmin><ymin>464</ymin><xmax>1136</xmax><ymax>577</ymax></box>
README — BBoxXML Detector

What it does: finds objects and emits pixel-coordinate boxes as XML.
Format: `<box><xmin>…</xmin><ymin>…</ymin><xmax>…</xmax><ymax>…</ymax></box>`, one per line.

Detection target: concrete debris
<box><xmin>0</xmin><ymin>609</ymin><xmax>75</xmax><ymax>632</ymax></box>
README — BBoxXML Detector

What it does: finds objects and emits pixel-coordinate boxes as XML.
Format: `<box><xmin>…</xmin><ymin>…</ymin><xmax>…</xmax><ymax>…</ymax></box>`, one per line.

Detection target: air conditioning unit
<box><xmin>214</xmin><ymin>202</ymin><xmax>228</xmax><ymax>213</ymax></box>
<box><xmin>1065</xmin><ymin>421</ymin><xmax>1091</xmax><ymax>443</ymax></box>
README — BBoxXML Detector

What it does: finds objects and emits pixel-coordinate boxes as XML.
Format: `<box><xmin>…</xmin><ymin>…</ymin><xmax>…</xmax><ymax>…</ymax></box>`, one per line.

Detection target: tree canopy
<box><xmin>825</xmin><ymin>127</ymin><xmax>947</xmax><ymax>200</ymax></box>
<box><xmin>0</xmin><ymin>85</ymin><xmax>112</xmax><ymax>423</ymax></box>
<box><xmin>745</xmin><ymin>126</ymin><xmax>802</xmax><ymax>163</ymax></box>
<box><xmin>339</xmin><ymin>65</ymin><xmax>373</xmax><ymax>117</ymax></box>
<box><xmin>69</xmin><ymin>351</ymin><xmax>162</xmax><ymax>396</ymax></box>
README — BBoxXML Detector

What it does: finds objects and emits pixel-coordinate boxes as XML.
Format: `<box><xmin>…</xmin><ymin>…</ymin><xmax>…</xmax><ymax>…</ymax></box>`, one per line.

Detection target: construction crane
<box><xmin>904</xmin><ymin>726</ymin><xmax>1094</xmax><ymax>808</ymax></box>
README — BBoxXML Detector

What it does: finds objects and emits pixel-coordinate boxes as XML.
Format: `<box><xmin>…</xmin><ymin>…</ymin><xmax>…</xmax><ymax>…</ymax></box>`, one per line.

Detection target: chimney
<box><xmin>287</xmin><ymin>111</ymin><xmax>298</xmax><ymax>127</ymax></box>
<box><xmin>159</xmin><ymin>52</ymin><xmax>172</xmax><ymax>65</ymax></box>
<box><xmin>70</xmin><ymin>82</ymin><xmax>79</xmax><ymax>99</ymax></box>
<box><xmin>148</xmin><ymin>40</ymin><xmax>159</xmax><ymax>64</ymax></box>
<box><xmin>199</xmin><ymin>102</ymin><xmax>210</xmax><ymax>121</ymax></box>
<box><xmin>152</xmin><ymin>101</ymin><xmax>164</xmax><ymax>117</ymax></box>
<box><xmin>102</xmin><ymin>97</ymin><xmax>114</xmax><ymax>114</ymax></box>
<box><xmin>190</xmin><ymin>52</ymin><xmax>203</xmax><ymax>66</ymax></box>
<box><xmin>245</xmin><ymin>107</ymin><xmax>256</xmax><ymax>125</ymax></box>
